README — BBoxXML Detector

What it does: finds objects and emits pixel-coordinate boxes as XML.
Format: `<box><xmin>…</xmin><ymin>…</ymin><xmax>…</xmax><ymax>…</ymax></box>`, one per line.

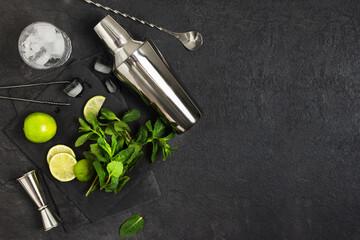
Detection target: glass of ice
<box><xmin>18</xmin><ymin>22</ymin><xmax>72</xmax><ymax>70</ymax></box>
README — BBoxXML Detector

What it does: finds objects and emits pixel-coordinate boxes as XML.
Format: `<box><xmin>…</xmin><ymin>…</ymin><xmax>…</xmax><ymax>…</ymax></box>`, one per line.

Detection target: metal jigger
<box><xmin>17</xmin><ymin>170</ymin><xmax>62</xmax><ymax>231</ymax></box>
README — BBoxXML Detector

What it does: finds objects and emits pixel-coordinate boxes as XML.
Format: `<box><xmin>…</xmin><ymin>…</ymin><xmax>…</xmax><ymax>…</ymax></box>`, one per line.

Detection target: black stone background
<box><xmin>1</xmin><ymin>0</ymin><xmax>360</xmax><ymax>239</ymax></box>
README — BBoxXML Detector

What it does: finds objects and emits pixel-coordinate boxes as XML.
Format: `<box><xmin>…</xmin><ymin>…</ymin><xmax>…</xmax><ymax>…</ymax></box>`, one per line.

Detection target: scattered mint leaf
<box><xmin>120</xmin><ymin>214</ymin><xmax>145</xmax><ymax>237</ymax></box>
<box><xmin>122</xmin><ymin>109</ymin><xmax>140</xmax><ymax>123</ymax></box>
<box><xmin>107</xmin><ymin>161</ymin><xmax>124</xmax><ymax>178</ymax></box>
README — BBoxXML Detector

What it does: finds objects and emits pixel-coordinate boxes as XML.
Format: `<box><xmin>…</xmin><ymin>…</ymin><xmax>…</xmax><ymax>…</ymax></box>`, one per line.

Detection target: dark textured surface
<box><xmin>1</xmin><ymin>0</ymin><xmax>360</xmax><ymax>239</ymax></box>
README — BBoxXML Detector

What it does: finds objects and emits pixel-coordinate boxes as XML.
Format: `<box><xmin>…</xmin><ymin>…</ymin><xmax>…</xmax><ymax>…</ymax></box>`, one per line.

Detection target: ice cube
<box><xmin>35</xmin><ymin>24</ymin><xmax>57</xmax><ymax>42</ymax></box>
<box><xmin>63</xmin><ymin>78</ymin><xmax>84</xmax><ymax>97</ymax></box>
<box><xmin>105</xmin><ymin>79</ymin><xmax>118</xmax><ymax>93</ymax></box>
<box><xmin>35</xmin><ymin>53</ymin><xmax>50</xmax><ymax>66</ymax></box>
<box><xmin>33</xmin><ymin>47</ymin><xmax>50</xmax><ymax>66</ymax></box>
<box><xmin>94</xmin><ymin>59</ymin><xmax>112</xmax><ymax>74</ymax></box>
<box><xmin>46</xmin><ymin>34</ymin><xmax>65</xmax><ymax>58</ymax></box>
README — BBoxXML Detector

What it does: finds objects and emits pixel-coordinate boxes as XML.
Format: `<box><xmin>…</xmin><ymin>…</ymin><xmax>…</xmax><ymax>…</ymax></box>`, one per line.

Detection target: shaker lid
<box><xmin>94</xmin><ymin>15</ymin><xmax>143</xmax><ymax>65</ymax></box>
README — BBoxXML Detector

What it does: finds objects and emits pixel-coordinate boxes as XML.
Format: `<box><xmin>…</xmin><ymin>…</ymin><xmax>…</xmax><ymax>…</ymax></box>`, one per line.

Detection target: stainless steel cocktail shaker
<box><xmin>17</xmin><ymin>170</ymin><xmax>62</xmax><ymax>231</ymax></box>
<box><xmin>94</xmin><ymin>15</ymin><xmax>202</xmax><ymax>133</ymax></box>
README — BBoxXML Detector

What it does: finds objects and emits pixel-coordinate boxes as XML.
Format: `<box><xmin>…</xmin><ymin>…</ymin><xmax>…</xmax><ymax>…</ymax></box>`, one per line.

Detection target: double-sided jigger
<box><xmin>17</xmin><ymin>170</ymin><xmax>62</xmax><ymax>231</ymax></box>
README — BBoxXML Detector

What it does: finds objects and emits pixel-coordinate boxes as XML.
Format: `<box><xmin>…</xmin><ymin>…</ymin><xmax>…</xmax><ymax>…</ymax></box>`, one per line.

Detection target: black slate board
<box><xmin>4</xmin><ymin>64</ymin><xmax>152</xmax><ymax>222</ymax></box>
<box><xmin>46</xmin><ymin>170</ymin><xmax>160</xmax><ymax>232</ymax></box>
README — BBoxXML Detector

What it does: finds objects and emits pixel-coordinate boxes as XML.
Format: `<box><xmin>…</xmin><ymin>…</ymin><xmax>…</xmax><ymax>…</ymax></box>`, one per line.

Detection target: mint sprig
<box><xmin>75</xmin><ymin>108</ymin><xmax>177</xmax><ymax>196</ymax></box>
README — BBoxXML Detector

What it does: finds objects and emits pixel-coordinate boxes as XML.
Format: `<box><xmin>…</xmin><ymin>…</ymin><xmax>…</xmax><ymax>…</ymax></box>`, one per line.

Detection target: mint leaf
<box><xmin>107</xmin><ymin>161</ymin><xmax>124</xmax><ymax>178</ymax></box>
<box><xmin>119</xmin><ymin>214</ymin><xmax>145</xmax><ymax>237</ymax></box>
<box><xmin>113</xmin><ymin>147</ymin><xmax>135</xmax><ymax>163</ymax></box>
<box><xmin>75</xmin><ymin>132</ymin><xmax>94</xmax><ymax>147</ymax></box>
<box><xmin>87</xmin><ymin>112</ymin><xmax>98</xmax><ymax>126</ymax></box>
<box><xmin>115</xmin><ymin>176</ymin><xmax>130</xmax><ymax>193</ymax></box>
<box><xmin>162</xmin><ymin>132</ymin><xmax>175</xmax><ymax>141</ymax></box>
<box><xmin>125</xmin><ymin>144</ymin><xmax>142</xmax><ymax>164</ymax></box>
<box><xmin>93</xmin><ymin>161</ymin><xmax>106</xmax><ymax>188</ymax></box>
<box><xmin>117</xmin><ymin>137</ymin><xmax>125</xmax><ymax>152</ymax></box>
<box><xmin>89</xmin><ymin>134</ymin><xmax>99</xmax><ymax>141</ymax></box>
<box><xmin>122</xmin><ymin>109</ymin><xmax>140</xmax><ymax>123</ymax></box>
<box><xmin>79</xmin><ymin>118</ymin><xmax>91</xmax><ymax>132</ymax></box>
<box><xmin>114</xmin><ymin>120</ymin><xmax>131</xmax><ymax>132</ymax></box>
<box><xmin>151</xmin><ymin>140</ymin><xmax>160</xmax><ymax>163</ymax></box>
<box><xmin>145</xmin><ymin>120</ymin><xmax>153</xmax><ymax>132</ymax></box>
<box><xmin>97</xmin><ymin>138</ymin><xmax>112</xmax><ymax>157</ymax></box>
<box><xmin>89</xmin><ymin>143</ymin><xmax>109</xmax><ymax>163</ymax></box>
<box><xmin>135</xmin><ymin>126</ymin><xmax>148</xmax><ymax>144</ymax></box>
<box><xmin>111</xmin><ymin>135</ymin><xmax>118</xmax><ymax>156</ymax></box>
<box><xmin>100</xmin><ymin>108</ymin><xmax>119</xmax><ymax>121</ymax></box>
<box><xmin>105</xmin><ymin>126</ymin><xmax>116</xmax><ymax>136</ymax></box>
<box><xmin>90</xmin><ymin>143</ymin><xmax>102</xmax><ymax>155</ymax></box>
<box><xmin>104</xmin><ymin>176</ymin><xmax>119</xmax><ymax>192</ymax></box>
<box><xmin>124</xmin><ymin>151</ymin><xmax>144</xmax><ymax>172</ymax></box>
<box><xmin>153</xmin><ymin>119</ymin><xmax>166</xmax><ymax>138</ymax></box>
<box><xmin>83</xmin><ymin>151</ymin><xmax>97</xmax><ymax>162</ymax></box>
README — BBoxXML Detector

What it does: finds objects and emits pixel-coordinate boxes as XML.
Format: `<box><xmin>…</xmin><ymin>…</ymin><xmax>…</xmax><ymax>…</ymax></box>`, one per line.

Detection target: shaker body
<box><xmin>114</xmin><ymin>41</ymin><xmax>201</xmax><ymax>132</ymax></box>
<box><xmin>94</xmin><ymin>15</ymin><xmax>201</xmax><ymax>132</ymax></box>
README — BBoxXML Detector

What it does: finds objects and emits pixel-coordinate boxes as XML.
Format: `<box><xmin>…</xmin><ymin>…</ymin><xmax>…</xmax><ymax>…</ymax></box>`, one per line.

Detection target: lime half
<box><xmin>49</xmin><ymin>153</ymin><xmax>77</xmax><ymax>182</ymax></box>
<box><xmin>83</xmin><ymin>96</ymin><xmax>106</xmax><ymax>122</ymax></box>
<box><xmin>47</xmin><ymin>144</ymin><xmax>75</xmax><ymax>164</ymax></box>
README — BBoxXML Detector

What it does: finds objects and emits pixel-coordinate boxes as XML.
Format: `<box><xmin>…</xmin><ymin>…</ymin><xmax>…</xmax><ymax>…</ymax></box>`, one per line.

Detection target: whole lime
<box><xmin>73</xmin><ymin>159</ymin><xmax>95</xmax><ymax>182</ymax></box>
<box><xmin>23</xmin><ymin>112</ymin><xmax>57</xmax><ymax>143</ymax></box>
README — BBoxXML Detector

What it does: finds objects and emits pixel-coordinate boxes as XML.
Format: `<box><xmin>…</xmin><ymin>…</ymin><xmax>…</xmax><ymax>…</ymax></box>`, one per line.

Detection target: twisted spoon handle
<box><xmin>83</xmin><ymin>0</ymin><xmax>174</xmax><ymax>35</ymax></box>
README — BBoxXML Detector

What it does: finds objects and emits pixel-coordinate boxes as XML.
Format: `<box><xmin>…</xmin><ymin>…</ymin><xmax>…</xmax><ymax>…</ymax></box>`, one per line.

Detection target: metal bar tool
<box><xmin>17</xmin><ymin>170</ymin><xmax>62</xmax><ymax>231</ymax></box>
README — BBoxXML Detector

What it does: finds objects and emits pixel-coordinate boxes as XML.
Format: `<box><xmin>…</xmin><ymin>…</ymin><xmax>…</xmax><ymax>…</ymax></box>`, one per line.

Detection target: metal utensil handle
<box><xmin>0</xmin><ymin>81</ymin><xmax>71</xmax><ymax>89</ymax></box>
<box><xmin>0</xmin><ymin>96</ymin><xmax>70</xmax><ymax>106</ymax></box>
<box><xmin>83</xmin><ymin>0</ymin><xmax>174</xmax><ymax>35</ymax></box>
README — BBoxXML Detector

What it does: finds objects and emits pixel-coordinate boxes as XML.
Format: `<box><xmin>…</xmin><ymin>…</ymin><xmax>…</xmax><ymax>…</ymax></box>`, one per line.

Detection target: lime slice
<box><xmin>83</xmin><ymin>95</ymin><xmax>106</xmax><ymax>122</ymax></box>
<box><xmin>47</xmin><ymin>144</ymin><xmax>76</xmax><ymax>164</ymax></box>
<box><xmin>49</xmin><ymin>153</ymin><xmax>77</xmax><ymax>182</ymax></box>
